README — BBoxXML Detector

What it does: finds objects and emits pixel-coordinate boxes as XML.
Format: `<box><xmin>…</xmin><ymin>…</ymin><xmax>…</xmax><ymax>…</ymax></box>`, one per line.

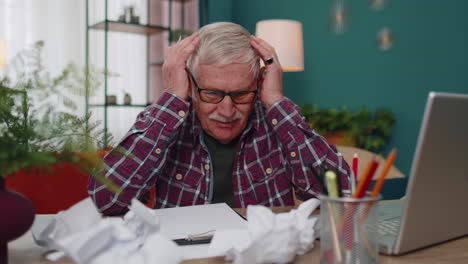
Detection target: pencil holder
<box><xmin>318</xmin><ymin>193</ymin><xmax>382</xmax><ymax>264</ymax></box>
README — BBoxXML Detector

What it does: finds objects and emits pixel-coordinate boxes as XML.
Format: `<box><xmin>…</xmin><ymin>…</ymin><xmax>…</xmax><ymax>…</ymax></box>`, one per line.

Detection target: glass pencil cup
<box><xmin>318</xmin><ymin>193</ymin><xmax>382</xmax><ymax>264</ymax></box>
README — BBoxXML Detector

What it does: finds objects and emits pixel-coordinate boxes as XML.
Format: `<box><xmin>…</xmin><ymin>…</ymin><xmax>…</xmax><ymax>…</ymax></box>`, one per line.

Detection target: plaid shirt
<box><xmin>88</xmin><ymin>92</ymin><xmax>350</xmax><ymax>215</ymax></box>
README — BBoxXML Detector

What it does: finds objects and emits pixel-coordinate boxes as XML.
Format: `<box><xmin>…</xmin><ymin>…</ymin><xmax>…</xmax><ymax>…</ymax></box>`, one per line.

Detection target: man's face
<box><xmin>192</xmin><ymin>63</ymin><xmax>257</xmax><ymax>144</ymax></box>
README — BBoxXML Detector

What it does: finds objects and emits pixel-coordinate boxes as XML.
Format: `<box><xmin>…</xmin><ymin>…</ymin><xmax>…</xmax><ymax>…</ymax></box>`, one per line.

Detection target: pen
<box><xmin>351</xmin><ymin>153</ymin><xmax>358</xmax><ymax>193</ymax></box>
<box><xmin>173</xmin><ymin>238</ymin><xmax>212</xmax><ymax>246</ymax></box>
<box><xmin>173</xmin><ymin>229</ymin><xmax>215</xmax><ymax>246</ymax></box>
<box><xmin>352</xmin><ymin>153</ymin><xmax>359</xmax><ymax>182</ymax></box>
<box><xmin>352</xmin><ymin>157</ymin><xmax>379</xmax><ymax>199</ymax></box>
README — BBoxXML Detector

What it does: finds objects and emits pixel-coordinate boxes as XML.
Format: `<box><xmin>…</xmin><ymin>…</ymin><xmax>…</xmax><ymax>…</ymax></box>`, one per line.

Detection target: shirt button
<box><xmin>178</xmin><ymin>110</ymin><xmax>186</xmax><ymax>117</ymax></box>
<box><xmin>204</xmin><ymin>164</ymin><xmax>210</xmax><ymax>170</ymax></box>
<box><xmin>155</xmin><ymin>148</ymin><xmax>161</xmax><ymax>154</ymax></box>
<box><xmin>290</xmin><ymin>151</ymin><xmax>296</xmax><ymax>158</ymax></box>
<box><xmin>175</xmin><ymin>173</ymin><xmax>183</xmax><ymax>180</ymax></box>
<box><xmin>266</xmin><ymin>168</ymin><xmax>273</xmax><ymax>174</ymax></box>
<box><xmin>271</xmin><ymin>118</ymin><xmax>278</xmax><ymax>125</ymax></box>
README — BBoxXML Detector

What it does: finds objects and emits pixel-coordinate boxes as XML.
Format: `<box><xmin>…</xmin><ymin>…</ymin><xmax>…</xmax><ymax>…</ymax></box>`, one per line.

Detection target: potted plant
<box><xmin>0</xmin><ymin>41</ymin><xmax>120</xmax><ymax>262</ymax></box>
<box><xmin>301</xmin><ymin>104</ymin><xmax>395</xmax><ymax>152</ymax></box>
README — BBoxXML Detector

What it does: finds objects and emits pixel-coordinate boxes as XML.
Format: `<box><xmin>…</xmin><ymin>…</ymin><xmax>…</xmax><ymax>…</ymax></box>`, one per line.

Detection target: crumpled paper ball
<box><xmin>211</xmin><ymin>198</ymin><xmax>320</xmax><ymax>264</ymax></box>
<box><xmin>33</xmin><ymin>198</ymin><xmax>181</xmax><ymax>264</ymax></box>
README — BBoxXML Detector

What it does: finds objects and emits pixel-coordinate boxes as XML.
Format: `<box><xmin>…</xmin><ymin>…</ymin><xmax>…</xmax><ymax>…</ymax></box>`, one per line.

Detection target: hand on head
<box><xmin>250</xmin><ymin>35</ymin><xmax>284</xmax><ymax>109</ymax></box>
<box><xmin>162</xmin><ymin>32</ymin><xmax>200</xmax><ymax>101</ymax></box>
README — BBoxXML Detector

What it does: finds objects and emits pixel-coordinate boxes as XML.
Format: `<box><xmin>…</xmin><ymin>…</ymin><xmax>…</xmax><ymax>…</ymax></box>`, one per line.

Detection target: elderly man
<box><xmin>88</xmin><ymin>22</ymin><xmax>350</xmax><ymax>216</ymax></box>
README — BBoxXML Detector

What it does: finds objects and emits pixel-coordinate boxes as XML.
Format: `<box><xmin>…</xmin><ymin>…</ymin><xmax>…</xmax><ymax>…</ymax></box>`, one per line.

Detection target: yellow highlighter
<box><xmin>325</xmin><ymin>170</ymin><xmax>340</xmax><ymax>198</ymax></box>
<box><xmin>324</xmin><ymin>170</ymin><xmax>343</xmax><ymax>263</ymax></box>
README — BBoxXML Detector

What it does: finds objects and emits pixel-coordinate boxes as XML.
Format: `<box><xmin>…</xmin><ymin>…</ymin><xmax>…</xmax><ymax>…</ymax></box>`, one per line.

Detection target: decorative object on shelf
<box><xmin>377</xmin><ymin>27</ymin><xmax>393</xmax><ymax>51</ymax></box>
<box><xmin>126</xmin><ymin>6</ymin><xmax>139</xmax><ymax>24</ymax></box>
<box><xmin>301</xmin><ymin>104</ymin><xmax>395</xmax><ymax>152</ymax></box>
<box><xmin>106</xmin><ymin>95</ymin><xmax>117</xmax><ymax>105</ymax></box>
<box><xmin>118</xmin><ymin>5</ymin><xmax>139</xmax><ymax>24</ymax></box>
<box><xmin>255</xmin><ymin>19</ymin><xmax>304</xmax><ymax>72</ymax></box>
<box><xmin>118</xmin><ymin>13</ymin><xmax>126</xmax><ymax>22</ymax></box>
<box><xmin>123</xmin><ymin>92</ymin><xmax>132</xmax><ymax>105</ymax></box>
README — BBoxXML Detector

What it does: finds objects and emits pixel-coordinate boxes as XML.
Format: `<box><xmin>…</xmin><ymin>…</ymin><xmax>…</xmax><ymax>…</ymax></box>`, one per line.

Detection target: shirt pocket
<box><xmin>247</xmin><ymin>149</ymin><xmax>284</xmax><ymax>183</ymax></box>
<box><xmin>165</xmin><ymin>159</ymin><xmax>204</xmax><ymax>188</ymax></box>
<box><xmin>129</xmin><ymin>111</ymin><xmax>157</xmax><ymax>134</ymax></box>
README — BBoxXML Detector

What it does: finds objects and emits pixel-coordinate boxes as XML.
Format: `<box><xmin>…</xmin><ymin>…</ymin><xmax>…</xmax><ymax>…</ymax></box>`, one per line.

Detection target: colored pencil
<box><xmin>370</xmin><ymin>148</ymin><xmax>397</xmax><ymax>198</ymax></box>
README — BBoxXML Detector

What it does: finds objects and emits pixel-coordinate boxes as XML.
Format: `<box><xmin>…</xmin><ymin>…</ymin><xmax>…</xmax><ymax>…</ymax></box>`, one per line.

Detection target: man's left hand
<box><xmin>250</xmin><ymin>35</ymin><xmax>284</xmax><ymax>109</ymax></box>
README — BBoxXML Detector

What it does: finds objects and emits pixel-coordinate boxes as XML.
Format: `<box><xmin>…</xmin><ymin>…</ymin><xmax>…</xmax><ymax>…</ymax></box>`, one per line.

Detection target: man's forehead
<box><xmin>197</xmin><ymin>64</ymin><xmax>256</xmax><ymax>86</ymax></box>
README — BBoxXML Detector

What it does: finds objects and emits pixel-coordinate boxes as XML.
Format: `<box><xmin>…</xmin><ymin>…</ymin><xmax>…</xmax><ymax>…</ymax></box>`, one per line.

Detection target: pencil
<box><xmin>370</xmin><ymin>148</ymin><xmax>397</xmax><ymax>198</ymax></box>
<box><xmin>359</xmin><ymin>149</ymin><xmax>398</xmax><ymax>226</ymax></box>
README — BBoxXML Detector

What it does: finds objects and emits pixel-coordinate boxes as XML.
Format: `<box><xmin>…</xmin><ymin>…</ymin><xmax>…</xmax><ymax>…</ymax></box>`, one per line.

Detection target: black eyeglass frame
<box><xmin>189</xmin><ymin>72</ymin><xmax>259</xmax><ymax>104</ymax></box>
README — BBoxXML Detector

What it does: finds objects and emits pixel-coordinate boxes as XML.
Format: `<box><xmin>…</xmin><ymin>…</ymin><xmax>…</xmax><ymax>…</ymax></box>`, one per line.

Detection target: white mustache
<box><xmin>208</xmin><ymin>112</ymin><xmax>243</xmax><ymax>122</ymax></box>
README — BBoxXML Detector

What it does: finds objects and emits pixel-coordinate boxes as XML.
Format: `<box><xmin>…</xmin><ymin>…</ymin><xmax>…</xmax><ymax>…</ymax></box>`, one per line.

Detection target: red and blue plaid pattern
<box><xmin>88</xmin><ymin>92</ymin><xmax>350</xmax><ymax>216</ymax></box>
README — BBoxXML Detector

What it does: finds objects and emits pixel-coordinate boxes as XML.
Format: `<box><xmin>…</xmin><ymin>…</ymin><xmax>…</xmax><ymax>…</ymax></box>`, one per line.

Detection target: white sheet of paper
<box><xmin>153</xmin><ymin>203</ymin><xmax>246</xmax><ymax>240</ymax></box>
<box><xmin>152</xmin><ymin>203</ymin><xmax>247</xmax><ymax>260</ymax></box>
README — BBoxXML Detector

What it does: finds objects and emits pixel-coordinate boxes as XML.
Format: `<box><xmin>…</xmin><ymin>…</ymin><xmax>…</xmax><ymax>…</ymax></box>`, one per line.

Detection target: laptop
<box><xmin>377</xmin><ymin>91</ymin><xmax>468</xmax><ymax>255</ymax></box>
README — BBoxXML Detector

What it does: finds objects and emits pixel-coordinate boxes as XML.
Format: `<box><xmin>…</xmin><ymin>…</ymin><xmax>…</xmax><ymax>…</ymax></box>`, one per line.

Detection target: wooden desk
<box><xmin>9</xmin><ymin>207</ymin><xmax>468</xmax><ymax>264</ymax></box>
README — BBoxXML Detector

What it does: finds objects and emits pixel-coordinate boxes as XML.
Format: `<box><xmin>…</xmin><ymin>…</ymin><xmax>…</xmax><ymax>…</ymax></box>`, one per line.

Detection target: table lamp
<box><xmin>0</xmin><ymin>38</ymin><xmax>5</xmax><ymax>70</ymax></box>
<box><xmin>255</xmin><ymin>19</ymin><xmax>304</xmax><ymax>72</ymax></box>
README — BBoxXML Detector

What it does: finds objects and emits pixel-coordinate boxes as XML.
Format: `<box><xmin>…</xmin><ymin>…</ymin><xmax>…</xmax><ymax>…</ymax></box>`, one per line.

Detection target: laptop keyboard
<box><xmin>378</xmin><ymin>218</ymin><xmax>401</xmax><ymax>236</ymax></box>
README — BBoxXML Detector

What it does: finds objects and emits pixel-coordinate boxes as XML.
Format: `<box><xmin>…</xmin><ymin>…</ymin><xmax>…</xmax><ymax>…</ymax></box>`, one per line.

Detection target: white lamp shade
<box><xmin>255</xmin><ymin>19</ymin><xmax>304</xmax><ymax>72</ymax></box>
<box><xmin>0</xmin><ymin>38</ymin><xmax>5</xmax><ymax>70</ymax></box>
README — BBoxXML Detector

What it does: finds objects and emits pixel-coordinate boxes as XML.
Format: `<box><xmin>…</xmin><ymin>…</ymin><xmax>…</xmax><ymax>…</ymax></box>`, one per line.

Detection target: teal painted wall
<box><xmin>206</xmin><ymin>0</ymin><xmax>233</xmax><ymax>23</ymax></box>
<box><xmin>207</xmin><ymin>0</ymin><xmax>468</xmax><ymax>176</ymax></box>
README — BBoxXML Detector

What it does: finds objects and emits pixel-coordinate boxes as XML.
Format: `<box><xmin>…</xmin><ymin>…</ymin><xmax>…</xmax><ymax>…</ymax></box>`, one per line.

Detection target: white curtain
<box><xmin>0</xmin><ymin>0</ymin><xmax>86</xmax><ymax>112</ymax></box>
<box><xmin>0</xmin><ymin>0</ymin><xmax>199</xmax><ymax>146</ymax></box>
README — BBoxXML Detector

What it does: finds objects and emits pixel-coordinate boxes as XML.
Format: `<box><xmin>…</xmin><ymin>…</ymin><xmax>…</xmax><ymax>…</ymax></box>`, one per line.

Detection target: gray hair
<box><xmin>187</xmin><ymin>22</ymin><xmax>260</xmax><ymax>80</ymax></box>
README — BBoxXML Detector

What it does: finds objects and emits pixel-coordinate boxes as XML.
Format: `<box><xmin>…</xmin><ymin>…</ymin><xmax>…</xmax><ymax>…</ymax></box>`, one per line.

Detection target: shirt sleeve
<box><xmin>265</xmin><ymin>97</ymin><xmax>351</xmax><ymax>200</ymax></box>
<box><xmin>87</xmin><ymin>92</ymin><xmax>190</xmax><ymax>216</ymax></box>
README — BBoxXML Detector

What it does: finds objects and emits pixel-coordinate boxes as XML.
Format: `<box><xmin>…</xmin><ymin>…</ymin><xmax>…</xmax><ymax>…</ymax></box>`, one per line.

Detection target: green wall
<box><xmin>207</xmin><ymin>0</ymin><xmax>468</xmax><ymax>177</ymax></box>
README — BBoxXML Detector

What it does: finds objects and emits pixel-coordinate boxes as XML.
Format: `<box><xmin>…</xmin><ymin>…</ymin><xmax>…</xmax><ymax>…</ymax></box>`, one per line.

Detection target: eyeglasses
<box><xmin>189</xmin><ymin>72</ymin><xmax>258</xmax><ymax>104</ymax></box>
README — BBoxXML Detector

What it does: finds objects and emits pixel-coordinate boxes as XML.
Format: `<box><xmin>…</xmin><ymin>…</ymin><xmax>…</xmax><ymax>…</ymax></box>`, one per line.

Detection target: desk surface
<box><xmin>9</xmin><ymin>206</ymin><xmax>468</xmax><ymax>264</ymax></box>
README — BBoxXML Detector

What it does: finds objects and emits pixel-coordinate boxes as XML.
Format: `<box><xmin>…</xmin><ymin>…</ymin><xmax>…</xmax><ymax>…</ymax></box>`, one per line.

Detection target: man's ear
<box><xmin>257</xmin><ymin>66</ymin><xmax>266</xmax><ymax>90</ymax></box>
<box><xmin>185</xmin><ymin>68</ymin><xmax>196</xmax><ymax>101</ymax></box>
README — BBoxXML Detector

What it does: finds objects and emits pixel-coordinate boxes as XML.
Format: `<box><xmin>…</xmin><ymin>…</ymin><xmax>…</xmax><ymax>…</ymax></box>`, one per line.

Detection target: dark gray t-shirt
<box><xmin>204</xmin><ymin>134</ymin><xmax>238</xmax><ymax>207</ymax></box>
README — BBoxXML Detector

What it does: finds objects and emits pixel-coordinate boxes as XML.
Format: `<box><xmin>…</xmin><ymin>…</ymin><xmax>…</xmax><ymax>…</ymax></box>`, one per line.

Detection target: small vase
<box><xmin>124</xmin><ymin>93</ymin><xmax>132</xmax><ymax>105</ymax></box>
<box><xmin>0</xmin><ymin>177</ymin><xmax>35</xmax><ymax>263</ymax></box>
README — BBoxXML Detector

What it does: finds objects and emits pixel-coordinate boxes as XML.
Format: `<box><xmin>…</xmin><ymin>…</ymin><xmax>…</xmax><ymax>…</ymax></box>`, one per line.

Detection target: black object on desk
<box><xmin>173</xmin><ymin>238</ymin><xmax>212</xmax><ymax>246</ymax></box>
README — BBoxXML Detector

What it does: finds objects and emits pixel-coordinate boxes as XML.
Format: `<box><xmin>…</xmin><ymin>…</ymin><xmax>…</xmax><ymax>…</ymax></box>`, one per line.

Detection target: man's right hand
<box><xmin>162</xmin><ymin>32</ymin><xmax>200</xmax><ymax>101</ymax></box>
